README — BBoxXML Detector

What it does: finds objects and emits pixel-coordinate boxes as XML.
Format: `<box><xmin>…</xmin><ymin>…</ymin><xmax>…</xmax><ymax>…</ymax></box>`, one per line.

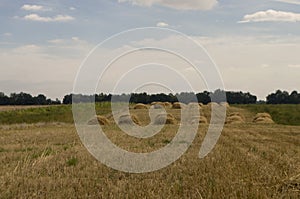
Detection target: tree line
<box><xmin>0</xmin><ymin>92</ymin><xmax>61</xmax><ymax>105</ymax></box>
<box><xmin>0</xmin><ymin>90</ymin><xmax>299</xmax><ymax>106</ymax></box>
<box><xmin>266</xmin><ymin>90</ymin><xmax>300</xmax><ymax>104</ymax></box>
<box><xmin>62</xmin><ymin>90</ymin><xmax>257</xmax><ymax>104</ymax></box>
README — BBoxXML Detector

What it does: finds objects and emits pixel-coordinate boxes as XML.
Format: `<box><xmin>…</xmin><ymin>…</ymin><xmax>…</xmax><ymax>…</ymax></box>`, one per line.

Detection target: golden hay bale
<box><xmin>134</xmin><ymin>103</ymin><xmax>148</xmax><ymax>109</ymax></box>
<box><xmin>226</xmin><ymin>115</ymin><xmax>245</xmax><ymax>124</ymax></box>
<box><xmin>207</xmin><ymin>102</ymin><xmax>219</xmax><ymax>108</ymax></box>
<box><xmin>151</xmin><ymin>101</ymin><xmax>164</xmax><ymax>105</ymax></box>
<box><xmin>253</xmin><ymin>113</ymin><xmax>274</xmax><ymax>124</ymax></box>
<box><xmin>172</xmin><ymin>102</ymin><xmax>186</xmax><ymax>109</ymax></box>
<box><xmin>188</xmin><ymin>102</ymin><xmax>201</xmax><ymax>107</ymax></box>
<box><xmin>151</xmin><ymin>102</ymin><xmax>165</xmax><ymax>109</ymax></box>
<box><xmin>191</xmin><ymin>116</ymin><xmax>208</xmax><ymax>124</ymax></box>
<box><xmin>254</xmin><ymin>113</ymin><xmax>272</xmax><ymax>120</ymax></box>
<box><xmin>229</xmin><ymin>112</ymin><xmax>245</xmax><ymax>121</ymax></box>
<box><xmin>220</xmin><ymin>102</ymin><xmax>230</xmax><ymax>108</ymax></box>
<box><xmin>153</xmin><ymin>113</ymin><xmax>176</xmax><ymax>125</ymax></box>
<box><xmin>163</xmin><ymin>102</ymin><xmax>172</xmax><ymax>108</ymax></box>
<box><xmin>88</xmin><ymin>115</ymin><xmax>110</xmax><ymax>125</ymax></box>
<box><xmin>253</xmin><ymin>117</ymin><xmax>274</xmax><ymax>124</ymax></box>
<box><xmin>118</xmin><ymin>114</ymin><xmax>140</xmax><ymax>125</ymax></box>
<box><xmin>153</xmin><ymin>102</ymin><xmax>164</xmax><ymax>109</ymax></box>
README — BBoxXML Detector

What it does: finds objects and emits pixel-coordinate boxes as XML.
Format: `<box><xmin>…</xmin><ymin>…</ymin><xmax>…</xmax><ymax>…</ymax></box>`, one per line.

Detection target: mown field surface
<box><xmin>0</xmin><ymin>104</ymin><xmax>299</xmax><ymax>198</ymax></box>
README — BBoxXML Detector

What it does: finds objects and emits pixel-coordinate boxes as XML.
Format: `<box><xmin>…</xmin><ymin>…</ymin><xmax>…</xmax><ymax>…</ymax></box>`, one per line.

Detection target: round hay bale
<box><xmin>153</xmin><ymin>113</ymin><xmax>176</xmax><ymax>125</ymax></box>
<box><xmin>253</xmin><ymin>113</ymin><xmax>274</xmax><ymax>124</ymax></box>
<box><xmin>172</xmin><ymin>102</ymin><xmax>186</xmax><ymax>109</ymax></box>
<box><xmin>220</xmin><ymin>102</ymin><xmax>230</xmax><ymax>108</ymax></box>
<box><xmin>153</xmin><ymin>102</ymin><xmax>164</xmax><ymax>109</ymax></box>
<box><xmin>188</xmin><ymin>102</ymin><xmax>201</xmax><ymax>108</ymax></box>
<box><xmin>253</xmin><ymin>117</ymin><xmax>274</xmax><ymax>124</ymax></box>
<box><xmin>207</xmin><ymin>102</ymin><xmax>219</xmax><ymax>108</ymax></box>
<box><xmin>88</xmin><ymin>115</ymin><xmax>110</xmax><ymax>125</ymax></box>
<box><xmin>134</xmin><ymin>103</ymin><xmax>148</xmax><ymax>109</ymax></box>
<box><xmin>254</xmin><ymin>113</ymin><xmax>272</xmax><ymax>120</ymax></box>
<box><xmin>163</xmin><ymin>102</ymin><xmax>172</xmax><ymax>108</ymax></box>
<box><xmin>229</xmin><ymin>112</ymin><xmax>245</xmax><ymax>121</ymax></box>
<box><xmin>151</xmin><ymin>101</ymin><xmax>164</xmax><ymax>105</ymax></box>
<box><xmin>226</xmin><ymin>115</ymin><xmax>245</xmax><ymax>124</ymax></box>
<box><xmin>118</xmin><ymin>114</ymin><xmax>140</xmax><ymax>125</ymax></box>
<box><xmin>191</xmin><ymin>116</ymin><xmax>208</xmax><ymax>124</ymax></box>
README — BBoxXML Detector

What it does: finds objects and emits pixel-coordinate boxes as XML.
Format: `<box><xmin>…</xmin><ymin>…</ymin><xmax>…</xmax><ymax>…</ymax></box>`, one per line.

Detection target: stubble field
<box><xmin>0</xmin><ymin>104</ymin><xmax>299</xmax><ymax>198</ymax></box>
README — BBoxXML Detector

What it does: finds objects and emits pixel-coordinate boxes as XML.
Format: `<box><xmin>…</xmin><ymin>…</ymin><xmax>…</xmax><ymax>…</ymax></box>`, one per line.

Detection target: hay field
<box><xmin>0</xmin><ymin>104</ymin><xmax>299</xmax><ymax>198</ymax></box>
<box><xmin>0</xmin><ymin>105</ymin><xmax>52</xmax><ymax>112</ymax></box>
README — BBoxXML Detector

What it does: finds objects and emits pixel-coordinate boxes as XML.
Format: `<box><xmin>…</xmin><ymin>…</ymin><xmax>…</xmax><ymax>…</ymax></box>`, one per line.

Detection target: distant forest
<box><xmin>0</xmin><ymin>90</ymin><xmax>299</xmax><ymax>105</ymax></box>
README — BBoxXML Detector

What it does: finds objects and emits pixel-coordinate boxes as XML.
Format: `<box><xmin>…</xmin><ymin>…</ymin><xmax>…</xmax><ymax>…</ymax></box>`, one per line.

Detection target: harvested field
<box><xmin>0</xmin><ymin>104</ymin><xmax>299</xmax><ymax>198</ymax></box>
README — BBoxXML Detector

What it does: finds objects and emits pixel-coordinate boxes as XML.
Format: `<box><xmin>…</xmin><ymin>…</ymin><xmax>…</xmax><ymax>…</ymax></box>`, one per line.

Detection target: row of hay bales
<box><xmin>87</xmin><ymin>113</ymin><xmax>209</xmax><ymax>126</ymax></box>
<box><xmin>133</xmin><ymin>102</ymin><xmax>229</xmax><ymax>110</ymax></box>
<box><xmin>226</xmin><ymin>112</ymin><xmax>274</xmax><ymax>124</ymax></box>
<box><xmin>88</xmin><ymin>112</ymin><xmax>274</xmax><ymax>126</ymax></box>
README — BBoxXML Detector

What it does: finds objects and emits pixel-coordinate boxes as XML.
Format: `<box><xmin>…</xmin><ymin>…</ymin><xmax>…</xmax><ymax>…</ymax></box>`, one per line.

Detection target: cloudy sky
<box><xmin>0</xmin><ymin>0</ymin><xmax>299</xmax><ymax>100</ymax></box>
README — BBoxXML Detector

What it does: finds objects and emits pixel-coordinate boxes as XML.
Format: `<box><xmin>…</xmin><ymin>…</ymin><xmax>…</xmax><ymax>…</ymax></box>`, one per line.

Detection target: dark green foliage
<box><xmin>0</xmin><ymin>92</ymin><xmax>61</xmax><ymax>105</ymax></box>
<box><xmin>66</xmin><ymin>157</ymin><xmax>78</xmax><ymax>166</ymax></box>
<box><xmin>63</xmin><ymin>90</ymin><xmax>257</xmax><ymax>105</ymax></box>
<box><xmin>267</xmin><ymin>90</ymin><xmax>300</xmax><ymax>104</ymax></box>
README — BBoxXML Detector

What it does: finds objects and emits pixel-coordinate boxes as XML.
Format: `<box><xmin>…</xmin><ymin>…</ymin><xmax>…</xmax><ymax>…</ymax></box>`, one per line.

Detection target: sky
<box><xmin>0</xmin><ymin>0</ymin><xmax>299</xmax><ymax>100</ymax></box>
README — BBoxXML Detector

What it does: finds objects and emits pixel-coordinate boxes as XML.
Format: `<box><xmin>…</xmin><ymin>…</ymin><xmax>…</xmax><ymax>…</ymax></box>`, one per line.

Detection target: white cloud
<box><xmin>274</xmin><ymin>0</ymin><xmax>300</xmax><ymax>5</ymax></box>
<box><xmin>48</xmin><ymin>39</ymin><xmax>65</xmax><ymax>44</ymax></box>
<box><xmin>0</xmin><ymin>40</ymin><xmax>93</xmax><ymax>99</ymax></box>
<box><xmin>23</xmin><ymin>14</ymin><xmax>74</xmax><ymax>22</ymax></box>
<box><xmin>3</xmin><ymin>33</ymin><xmax>12</xmax><ymax>37</ymax></box>
<box><xmin>239</xmin><ymin>10</ymin><xmax>300</xmax><ymax>23</ymax></box>
<box><xmin>12</xmin><ymin>44</ymin><xmax>42</xmax><ymax>54</ymax></box>
<box><xmin>261</xmin><ymin>64</ymin><xmax>270</xmax><ymax>68</ymax></box>
<box><xmin>69</xmin><ymin>7</ymin><xmax>76</xmax><ymax>11</ymax></box>
<box><xmin>288</xmin><ymin>64</ymin><xmax>300</xmax><ymax>68</ymax></box>
<box><xmin>72</xmin><ymin>37</ymin><xmax>80</xmax><ymax>41</ymax></box>
<box><xmin>48</xmin><ymin>37</ymin><xmax>83</xmax><ymax>45</ymax></box>
<box><xmin>118</xmin><ymin>0</ymin><xmax>218</xmax><ymax>10</ymax></box>
<box><xmin>156</xmin><ymin>22</ymin><xmax>169</xmax><ymax>27</ymax></box>
<box><xmin>21</xmin><ymin>4</ymin><xmax>48</xmax><ymax>11</ymax></box>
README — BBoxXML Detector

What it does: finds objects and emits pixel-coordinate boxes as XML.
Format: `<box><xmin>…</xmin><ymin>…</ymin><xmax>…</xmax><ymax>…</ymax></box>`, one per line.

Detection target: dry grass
<box><xmin>0</xmin><ymin>122</ymin><xmax>299</xmax><ymax>198</ymax></box>
<box><xmin>0</xmin><ymin>105</ymin><xmax>299</xmax><ymax>198</ymax></box>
